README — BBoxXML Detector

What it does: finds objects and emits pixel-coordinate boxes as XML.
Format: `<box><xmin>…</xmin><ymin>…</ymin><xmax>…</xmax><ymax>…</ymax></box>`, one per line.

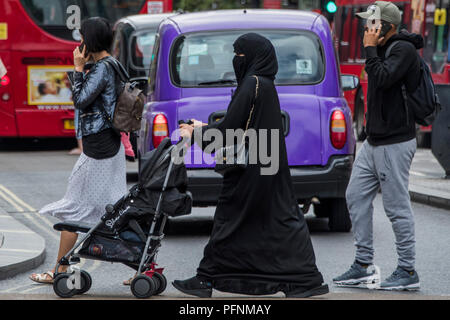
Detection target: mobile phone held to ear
<box><xmin>379</xmin><ymin>21</ymin><xmax>392</xmax><ymax>38</ymax></box>
<box><xmin>79</xmin><ymin>42</ymin><xmax>88</xmax><ymax>58</ymax></box>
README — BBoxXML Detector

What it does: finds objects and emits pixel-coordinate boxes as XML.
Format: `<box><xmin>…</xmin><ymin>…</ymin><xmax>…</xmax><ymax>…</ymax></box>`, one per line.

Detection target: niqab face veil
<box><xmin>232</xmin><ymin>33</ymin><xmax>278</xmax><ymax>84</ymax></box>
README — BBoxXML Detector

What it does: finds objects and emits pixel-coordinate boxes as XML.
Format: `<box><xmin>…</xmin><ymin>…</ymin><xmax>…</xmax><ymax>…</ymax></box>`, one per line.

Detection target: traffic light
<box><xmin>321</xmin><ymin>0</ymin><xmax>337</xmax><ymax>23</ymax></box>
<box><xmin>326</xmin><ymin>1</ymin><xmax>337</xmax><ymax>13</ymax></box>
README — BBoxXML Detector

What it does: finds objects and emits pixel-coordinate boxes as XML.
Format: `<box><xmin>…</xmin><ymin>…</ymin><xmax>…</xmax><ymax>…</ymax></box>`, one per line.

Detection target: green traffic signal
<box><xmin>326</xmin><ymin>1</ymin><xmax>337</xmax><ymax>13</ymax></box>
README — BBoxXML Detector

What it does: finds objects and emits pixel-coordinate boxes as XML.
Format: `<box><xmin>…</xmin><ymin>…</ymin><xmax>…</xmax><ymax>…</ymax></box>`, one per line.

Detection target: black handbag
<box><xmin>214</xmin><ymin>75</ymin><xmax>259</xmax><ymax>176</ymax></box>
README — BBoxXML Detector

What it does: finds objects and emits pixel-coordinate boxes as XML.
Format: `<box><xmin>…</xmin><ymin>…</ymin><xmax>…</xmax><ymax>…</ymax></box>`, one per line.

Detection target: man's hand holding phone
<box><xmin>73</xmin><ymin>43</ymin><xmax>88</xmax><ymax>72</ymax></box>
<box><xmin>363</xmin><ymin>27</ymin><xmax>384</xmax><ymax>48</ymax></box>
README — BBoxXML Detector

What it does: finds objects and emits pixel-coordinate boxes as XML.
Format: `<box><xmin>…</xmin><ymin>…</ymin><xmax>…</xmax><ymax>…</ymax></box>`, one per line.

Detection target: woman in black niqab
<box><xmin>174</xmin><ymin>33</ymin><xmax>327</xmax><ymax>298</ymax></box>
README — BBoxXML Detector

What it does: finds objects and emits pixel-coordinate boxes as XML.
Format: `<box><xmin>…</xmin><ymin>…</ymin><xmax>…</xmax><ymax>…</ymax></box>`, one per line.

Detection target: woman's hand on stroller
<box><xmin>179</xmin><ymin>123</ymin><xmax>194</xmax><ymax>138</ymax></box>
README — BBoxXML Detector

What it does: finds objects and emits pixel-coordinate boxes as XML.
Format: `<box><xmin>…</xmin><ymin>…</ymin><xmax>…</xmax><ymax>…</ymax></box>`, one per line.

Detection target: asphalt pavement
<box><xmin>0</xmin><ymin>140</ymin><xmax>449</xmax><ymax>299</ymax></box>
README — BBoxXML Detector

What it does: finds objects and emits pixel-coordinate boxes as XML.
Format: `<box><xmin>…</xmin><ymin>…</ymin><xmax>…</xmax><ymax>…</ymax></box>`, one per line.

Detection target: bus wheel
<box><xmin>354</xmin><ymin>88</ymin><xmax>366</xmax><ymax>141</ymax></box>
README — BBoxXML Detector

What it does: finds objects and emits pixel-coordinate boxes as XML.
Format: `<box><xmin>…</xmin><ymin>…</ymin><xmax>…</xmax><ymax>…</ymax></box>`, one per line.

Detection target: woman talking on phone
<box><xmin>30</xmin><ymin>17</ymin><xmax>127</xmax><ymax>284</ymax></box>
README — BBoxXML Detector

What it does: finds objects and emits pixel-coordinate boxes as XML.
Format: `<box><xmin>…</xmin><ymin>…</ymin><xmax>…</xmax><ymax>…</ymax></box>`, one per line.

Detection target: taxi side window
<box><xmin>149</xmin><ymin>33</ymin><xmax>161</xmax><ymax>94</ymax></box>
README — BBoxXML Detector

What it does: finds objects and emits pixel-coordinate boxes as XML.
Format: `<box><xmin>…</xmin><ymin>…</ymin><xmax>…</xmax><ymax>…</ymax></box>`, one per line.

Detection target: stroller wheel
<box><xmin>131</xmin><ymin>275</ymin><xmax>156</xmax><ymax>299</ymax></box>
<box><xmin>53</xmin><ymin>273</ymin><xmax>77</xmax><ymax>298</ymax></box>
<box><xmin>152</xmin><ymin>272</ymin><xmax>167</xmax><ymax>295</ymax></box>
<box><xmin>76</xmin><ymin>270</ymin><xmax>92</xmax><ymax>295</ymax></box>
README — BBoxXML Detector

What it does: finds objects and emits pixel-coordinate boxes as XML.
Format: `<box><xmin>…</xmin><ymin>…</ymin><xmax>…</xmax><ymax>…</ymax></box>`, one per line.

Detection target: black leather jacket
<box><xmin>72</xmin><ymin>56</ymin><xmax>117</xmax><ymax>137</ymax></box>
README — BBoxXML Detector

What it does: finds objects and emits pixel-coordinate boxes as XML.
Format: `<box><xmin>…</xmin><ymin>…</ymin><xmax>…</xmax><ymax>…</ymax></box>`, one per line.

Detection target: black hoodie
<box><xmin>364</xmin><ymin>30</ymin><xmax>424</xmax><ymax>146</ymax></box>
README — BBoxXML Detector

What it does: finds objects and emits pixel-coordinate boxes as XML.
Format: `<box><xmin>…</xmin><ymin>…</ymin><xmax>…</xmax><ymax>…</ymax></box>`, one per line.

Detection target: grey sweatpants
<box><xmin>346</xmin><ymin>138</ymin><xmax>417</xmax><ymax>270</ymax></box>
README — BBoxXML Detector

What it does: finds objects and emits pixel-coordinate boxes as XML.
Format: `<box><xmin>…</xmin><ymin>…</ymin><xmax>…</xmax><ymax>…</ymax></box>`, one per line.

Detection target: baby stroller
<box><xmin>52</xmin><ymin>138</ymin><xmax>192</xmax><ymax>298</ymax></box>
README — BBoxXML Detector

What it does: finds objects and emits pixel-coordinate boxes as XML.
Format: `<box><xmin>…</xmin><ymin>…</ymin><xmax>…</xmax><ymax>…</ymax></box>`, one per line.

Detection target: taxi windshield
<box><xmin>130</xmin><ymin>30</ymin><xmax>157</xmax><ymax>72</ymax></box>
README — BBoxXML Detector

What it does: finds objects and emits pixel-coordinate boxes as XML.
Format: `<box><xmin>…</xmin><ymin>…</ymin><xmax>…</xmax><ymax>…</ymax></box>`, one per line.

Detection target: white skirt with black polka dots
<box><xmin>39</xmin><ymin>145</ymin><xmax>127</xmax><ymax>225</ymax></box>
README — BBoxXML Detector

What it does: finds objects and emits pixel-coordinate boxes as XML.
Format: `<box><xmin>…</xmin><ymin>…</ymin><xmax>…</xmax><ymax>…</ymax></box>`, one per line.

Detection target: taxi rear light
<box><xmin>330</xmin><ymin>110</ymin><xmax>347</xmax><ymax>149</ymax></box>
<box><xmin>152</xmin><ymin>114</ymin><xmax>168</xmax><ymax>148</ymax></box>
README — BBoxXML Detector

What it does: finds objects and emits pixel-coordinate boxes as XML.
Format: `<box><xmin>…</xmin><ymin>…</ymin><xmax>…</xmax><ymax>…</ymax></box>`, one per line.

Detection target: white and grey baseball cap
<box><xmin>356</xmin><ymin>1</ymin><xmax>402</xmax><ymax>26</ymax></box>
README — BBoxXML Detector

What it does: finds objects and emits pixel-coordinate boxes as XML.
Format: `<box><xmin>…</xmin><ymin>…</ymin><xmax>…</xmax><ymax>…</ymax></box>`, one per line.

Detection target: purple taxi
<box><xmin>138</xmin><ymin>9</ymin><xmax>357</xmax><ymax>231</ymax></box>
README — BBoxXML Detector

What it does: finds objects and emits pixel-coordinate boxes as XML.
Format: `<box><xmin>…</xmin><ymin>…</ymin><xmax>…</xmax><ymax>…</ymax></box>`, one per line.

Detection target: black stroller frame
<box><xmin>52</xmin><ymin>142</ymin><xmax>185</xmax><ymax>298</ymax></box>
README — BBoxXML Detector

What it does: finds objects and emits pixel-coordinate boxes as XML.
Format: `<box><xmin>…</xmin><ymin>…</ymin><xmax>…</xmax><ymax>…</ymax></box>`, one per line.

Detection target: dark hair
<box><xmin>38</xmin><ymin>83</ymin><xmax>47</xmax><ymax>95</ymax></box>
<box><xmin>79</xmin><ymin>17</ymin><xmax>113</xmax><ymax>53</ymax></box>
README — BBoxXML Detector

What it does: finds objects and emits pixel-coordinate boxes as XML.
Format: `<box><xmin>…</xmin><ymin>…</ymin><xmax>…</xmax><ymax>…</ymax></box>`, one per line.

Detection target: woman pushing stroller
<box><xmin>176</xmin><ymin>33</ymin><xmax>328</xmax><ymax>298</ymax></box>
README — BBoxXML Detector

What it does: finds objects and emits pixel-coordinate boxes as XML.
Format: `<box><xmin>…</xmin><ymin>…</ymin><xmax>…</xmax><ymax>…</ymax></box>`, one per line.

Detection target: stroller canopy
<box><xmin>139</xmin><ymin>138</ymin><xmax>188</xmax><ymax>190</ymax></box>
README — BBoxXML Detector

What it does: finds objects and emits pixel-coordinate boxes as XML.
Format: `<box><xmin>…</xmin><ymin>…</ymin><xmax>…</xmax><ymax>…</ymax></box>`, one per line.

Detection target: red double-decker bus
<box><xmin>0</xmin><ymin>0</ymin><xmax>172</xmax><ymax>139</ymax></box>
<box><xmin>333</xmin><ymin>0</ymin><xmax>450</xmax><ymax>145</ymax></box>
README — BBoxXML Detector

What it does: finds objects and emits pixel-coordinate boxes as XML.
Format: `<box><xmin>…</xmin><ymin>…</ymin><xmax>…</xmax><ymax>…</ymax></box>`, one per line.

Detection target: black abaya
<box><xmin>193</xmin><ymin>33</ymin><xmax>324</xmax><ymax>295</ymax></box>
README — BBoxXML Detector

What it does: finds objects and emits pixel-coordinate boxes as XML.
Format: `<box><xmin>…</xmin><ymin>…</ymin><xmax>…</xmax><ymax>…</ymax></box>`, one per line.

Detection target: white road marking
<box><xmin>0</xmin><ymin>189</ymin><xmax>24</xmax><ymax>212</ymax></box>
<box><xmin>0</xmin><ymin>184</ymin><xmax>101</xmax><ymax>295</ymax></box>
<box><xmin>0</xmin><ymin>248</ymin><xmax>41</xmax><ymax>253</ymax></box>
<box><xmin>0</xmin><ymin>185</ymin><xmax>35</xmax><ymax>211</ymax></box>
<box><xmin>410</xmin><ymin>170</ymin><xmax>428</xmax><ymax>177</ymax></box>
<box><xmin>0</xmin><ymin>184</ymin><xmax>58</xmax><ymax>240</ymax></box>
<box><xmin>20</xmin><ymin>285</ymin><xmax>50</xmax><ymax>294</ymax></box>
<box><xmin>0</xmin><ymin>229</ymin><xmax>34</xmax><ymax>234</ymax></box>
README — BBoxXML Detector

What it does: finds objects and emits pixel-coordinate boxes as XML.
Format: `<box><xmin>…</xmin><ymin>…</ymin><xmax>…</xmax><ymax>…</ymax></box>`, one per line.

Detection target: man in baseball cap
<box><xmin>333</xmin><ymin>1</ymin><xmax>424</xmax><ymax>292</ymax></box>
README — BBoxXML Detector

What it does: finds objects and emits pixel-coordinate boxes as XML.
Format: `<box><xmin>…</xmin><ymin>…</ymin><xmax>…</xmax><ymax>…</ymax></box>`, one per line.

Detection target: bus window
<box><xmin>20</xmin><ymin>0</ymin><xmax>70</xmax><ymax>25</ymax></box>
<box><xmin>338</xmin><ymin>7</ymin><xmax>351</xmax><ymax>62</ymax></box>
<box><xmin>349</xmin><ymin>8</ymin><xmax>359</xmax><ymax>62</ymax></box>
<box><xmin>422</xmin><ymin>0</ymin><xmax>449</xmax><ymax>72</ymax></box>
<box><xmin>355</xmin><ymin>7</ymin><xmax>365</xmax><ymax>62</ymax></box>
<box><xmin>20</xmin><ymin>0</ymin><xmax>146</xmax><ymax>41</ymax></box>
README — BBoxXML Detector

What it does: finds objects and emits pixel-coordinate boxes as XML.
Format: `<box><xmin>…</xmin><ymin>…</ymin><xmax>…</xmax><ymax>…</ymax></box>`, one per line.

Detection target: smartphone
<box><xmin>379</xmin><ymin>21</ymin><xmax>392</xmax><ymax>38</ymax></box>
<box><xmin>79</xmin><ymin>42</ymin><xmax>88</xmax><ymax>58</ymax></box>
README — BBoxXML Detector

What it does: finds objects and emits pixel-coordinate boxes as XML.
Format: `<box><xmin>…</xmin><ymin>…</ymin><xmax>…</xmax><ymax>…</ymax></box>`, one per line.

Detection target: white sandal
<box><xmin>29</xmin><ymin>271</ymin><xmax>54</xmax><ymax>284</ymax></box>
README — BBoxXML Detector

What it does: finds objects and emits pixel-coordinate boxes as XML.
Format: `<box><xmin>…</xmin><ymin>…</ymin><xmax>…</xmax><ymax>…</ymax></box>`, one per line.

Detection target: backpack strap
<box><xmin>103</xmin><ymin>57</ymin><xmax>130</xmax><ymax>82</ymax></box>
<box><xmin>385</xmin><ymin>40</ymin><xmax>401</xmax><ymax>59</ymax></box>
<box><xmin>97</xmin><ymin>58</ymin><xmax>123</xmax><ymax>136</ymax></box>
